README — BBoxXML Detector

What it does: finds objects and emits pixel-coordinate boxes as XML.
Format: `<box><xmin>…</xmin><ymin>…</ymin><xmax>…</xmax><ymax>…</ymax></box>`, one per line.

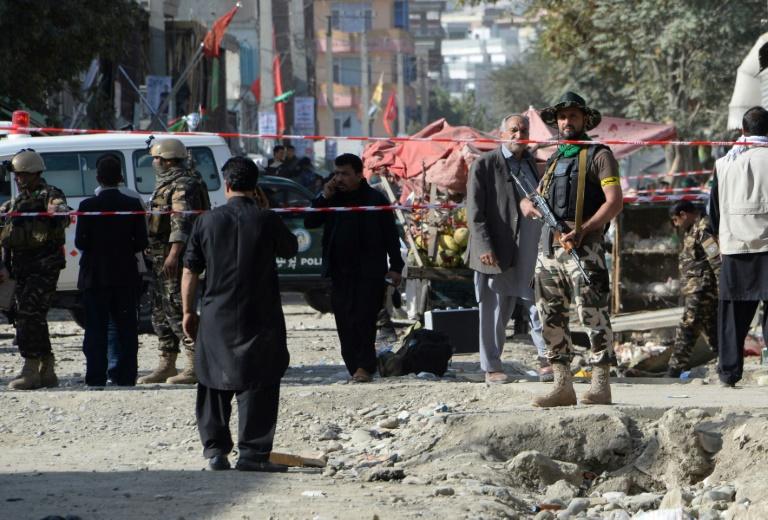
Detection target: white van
<box><xmin>0</xmin><ymin>132</ymin><xmax>232</xmax><ymax>319</ymax></box>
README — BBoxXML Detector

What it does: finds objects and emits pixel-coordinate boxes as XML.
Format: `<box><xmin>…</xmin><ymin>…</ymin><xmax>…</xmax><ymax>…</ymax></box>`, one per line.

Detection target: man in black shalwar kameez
<box><xmin>182</xmin><ymin>157</ymin><xmax>298</xmax><ymax>471</ymax></box>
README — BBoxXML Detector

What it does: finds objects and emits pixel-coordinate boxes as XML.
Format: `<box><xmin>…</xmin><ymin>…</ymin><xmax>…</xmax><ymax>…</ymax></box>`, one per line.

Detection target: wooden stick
<box><xmin>269</xmin><ymin>451</ymin><xmax>327</xmax><ymax>468</ymax></box>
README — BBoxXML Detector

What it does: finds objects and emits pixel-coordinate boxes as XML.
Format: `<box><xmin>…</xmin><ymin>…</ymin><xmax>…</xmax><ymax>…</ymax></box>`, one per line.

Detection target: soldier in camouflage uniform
<box><xmin>0</xmin><ymin>150</ymin><xmax>70</xmax><ymax>390</ymax></box>
<box><xmin>667</xmin><ymin>200</ymin><xmax>720</xmax><ymax>377</ymax></box>
<box><xmin>521</xmin><ymin>93</ymin><xmax>624</xmax><ymax>408</ymax></box>
<box><xmin>138</xmin><ymin>139</ymin><xmax>210</xmax><ymax>385</ymax></box>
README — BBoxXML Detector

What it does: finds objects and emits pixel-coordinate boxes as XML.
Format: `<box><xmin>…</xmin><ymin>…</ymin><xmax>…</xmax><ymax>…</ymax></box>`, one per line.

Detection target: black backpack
<box><xmin>378</xmin><ymin>327</ymin><xmax>453</xmax><ymax>377</ymax></box>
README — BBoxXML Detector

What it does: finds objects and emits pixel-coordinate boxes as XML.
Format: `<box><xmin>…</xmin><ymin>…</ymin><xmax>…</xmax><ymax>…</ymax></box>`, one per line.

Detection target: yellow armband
<box><xmin>600</xmin><ymin>176</ymin><xmax>620</xmax><ymax>187</ymax></box>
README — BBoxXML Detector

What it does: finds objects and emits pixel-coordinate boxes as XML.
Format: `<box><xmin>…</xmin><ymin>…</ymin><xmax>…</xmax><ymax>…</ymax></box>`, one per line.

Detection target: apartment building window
<box><xmin>394</xmin><ymin>1</ymin><xmax>409</xmax><ymax>30</ymax></box>
<box><xmin>333</xmin><ymin>57</ymin><xmax>362</xmax><ymax>86</ymax></box>
<box><xmin>331</xmin><ymin>2</ymin><xmax>372</xmax><ymax>32</ymax></box>
<box><xmin>334</xmin><ymin>112</ymin><xmax>361</xmax><ymax>136</ymax></box>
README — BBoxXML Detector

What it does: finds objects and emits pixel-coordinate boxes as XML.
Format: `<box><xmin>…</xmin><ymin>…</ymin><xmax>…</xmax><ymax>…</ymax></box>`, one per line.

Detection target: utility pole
<box><xmin>289</xmin><ymin>0</ymin><xmax>308</xmax><ymax>96</ymax></box>
<box><xmin>396</xmin><ymin>51</ymin><xmax>406</xmax><ymax>135</ymax></box>
<box><xmin>326</xmin><ymin>16</ymin><xmax>335</xmax><ymax>136</ymax></box>
<box><xmin>419</xmin><ymin>54</ymin><xmax>428</xmax><ymax>126</ymax></box>
<box><xmin>259</xmin><ymin>0</ymin><xmax>275</xmax><ymax>150</ymax></box>
<box><xmin>360</xmin><ymin>31</ymin><xmax>370</xmax><ymax>137</ymax></box>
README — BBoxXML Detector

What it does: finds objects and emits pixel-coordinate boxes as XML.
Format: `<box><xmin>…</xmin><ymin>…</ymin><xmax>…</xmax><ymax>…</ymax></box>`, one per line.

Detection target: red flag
<box><xmin>203</xmin><ymin>4</ymin><xmax>240</xmax><ymax>58</ymax></box>
<box><xmin>383</xmin><ymin>90</ymin><xmax>397</xmax><ymax>137</ymax></box>
<box><xmin>273</xmin><ymin>54</ymin><xmax>286</xmax><ymax>134</ymax></box>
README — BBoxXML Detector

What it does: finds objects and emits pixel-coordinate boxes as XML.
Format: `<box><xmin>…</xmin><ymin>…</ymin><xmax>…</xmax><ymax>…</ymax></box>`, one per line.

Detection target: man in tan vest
<box><xmin>708</xmin><ymin>105</ymin><xmax>768</xmax><ymax>387</ymax></box>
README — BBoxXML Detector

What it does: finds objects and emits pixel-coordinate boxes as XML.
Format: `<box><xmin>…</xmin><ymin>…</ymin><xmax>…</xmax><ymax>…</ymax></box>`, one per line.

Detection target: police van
<box><xmin>0</xmin><ymin>113</ymin><xmax>231</xmax><ymax>323</ymax></box>
<box><xmin>0</xmin><ymin>111</ymin><xmax>331</xmax><ymax>323</ymax></box>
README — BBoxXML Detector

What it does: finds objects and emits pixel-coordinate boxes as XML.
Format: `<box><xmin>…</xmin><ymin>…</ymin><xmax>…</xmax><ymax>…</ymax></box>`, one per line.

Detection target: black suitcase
<box><xmin>424</xmin><ymin>307</ymin><xmax>479</xmax><ymax>354</ymax></box>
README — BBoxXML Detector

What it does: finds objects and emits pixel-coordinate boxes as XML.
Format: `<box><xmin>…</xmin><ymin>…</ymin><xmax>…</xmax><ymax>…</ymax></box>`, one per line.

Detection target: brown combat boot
<box><xmin>39</xmin><ymin>353</ymin><xmax>59</xmax><ymax>388</ymax></box>
<box><xmin>8</xmin><ymin>357</ymin><xmax>43</xmax><ymax>390</ymax></box>
<box><xmin>137</xmin><ymin>351</ymin><xmax>178</xmax><ymax>384</ymax></box>
<box><xmin>166</xmin><ymin>348</ymin><xmax>196</xmax><ymax>384</ymax></box>
<box><xmin>580</xmin><ymin>364</ymin><xmax>612</xmax><ymax>405</ymax></box>
<box><xmin>531</xmin><ymin>362</ymin><xmax>577</xmax><ymax>408</ymax></box>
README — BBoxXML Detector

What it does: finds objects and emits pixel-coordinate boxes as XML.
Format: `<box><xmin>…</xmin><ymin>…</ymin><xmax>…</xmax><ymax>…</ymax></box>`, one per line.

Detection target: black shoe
<box><xmin>208</xmin><ymin>455</ymin><xmax>231</xmax><ymax>471</ymax></box>
<box><xmin>235</xmin><ymin>459</ymin><xmax>288</xmax><ymax>472</ymax></box>
<box><xmin>666</xmin><ymin>366</ymin><xmax>682</xmax><ymax>378</ymax></box>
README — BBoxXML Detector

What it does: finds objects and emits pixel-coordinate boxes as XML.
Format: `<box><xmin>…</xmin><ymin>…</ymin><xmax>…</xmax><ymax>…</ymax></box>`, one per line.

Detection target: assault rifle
<box><xmin>509</xmin><ymin>171</ymin><xmax>592</xmax><ymax>286</ymax></box>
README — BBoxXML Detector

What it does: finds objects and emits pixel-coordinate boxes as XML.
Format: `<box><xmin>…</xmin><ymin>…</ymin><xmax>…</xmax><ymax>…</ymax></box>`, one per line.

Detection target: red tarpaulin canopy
<box><xmin>362</xmin><ymin>118</ymin><xmax>497</xmax><ymax>201</ymax></box>
<box><xmin>363</xmin><ymin>112</ymin><xmax>677</xmax><ymax>201</ymax></box>
<box><xmin>524</xmin><ymin>107</ymin><xmax>677</xmax><ymax>161</ymax></box>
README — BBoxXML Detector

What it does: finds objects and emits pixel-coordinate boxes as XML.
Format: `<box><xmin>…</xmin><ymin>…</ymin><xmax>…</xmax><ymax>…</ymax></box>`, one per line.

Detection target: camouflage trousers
<box><xmin>535</xmin><ymin>240</ymin><xmax>614</xmax><ymax>365</ymax></box>
<box><xmin>669</xmin><ymin>290</ymin><xmax>718</xmax><ymax>371</ymax></box>
<box><xmin>14</xmin><ymin>267</ymin><xmax>60</xmax><ymax>358</ymax></box>
<box><xmin>149</xmin><ymin>252</ymin><xmax>189</xmax><ymax>353</ymax></box>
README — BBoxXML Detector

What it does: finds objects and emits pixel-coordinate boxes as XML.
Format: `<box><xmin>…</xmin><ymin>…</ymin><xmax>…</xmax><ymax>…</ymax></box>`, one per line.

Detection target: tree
<box><xmin>418</xmin><ymin>87</ymin><xmax>493</xmax><ymax>132</ymax></box>
<box><xmin>0</xmin><ymin>0</ymin><xmax>147</xmax><ymax>118</ymax></box>
<box><xmin>527</xmin><ymin>0</ymin><xmax>763</xmax><ymax>138</ymax></box>
<box><xmin>489</xmin><ymin>50</ymin><xmax>551</xmax><ymax>114</ymax></box>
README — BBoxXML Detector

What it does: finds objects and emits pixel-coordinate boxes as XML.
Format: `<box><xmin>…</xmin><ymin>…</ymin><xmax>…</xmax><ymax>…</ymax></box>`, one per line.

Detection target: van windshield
<box><xmin>133</xmin><ymin>147</ymin><xmax>221</xmax><ymax>194</ymax></box>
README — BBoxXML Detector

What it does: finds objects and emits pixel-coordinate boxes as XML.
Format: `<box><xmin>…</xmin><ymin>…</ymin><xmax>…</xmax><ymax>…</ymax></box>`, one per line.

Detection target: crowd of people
<box><xmin>0</xmin><ymin>93</ymin><xmax>765</xmax><ymax>469</ymax></box>
<box><xmin>265</xmin><ymin>144</ymin><xmax>324</xmax><ymax>193</ymax></box>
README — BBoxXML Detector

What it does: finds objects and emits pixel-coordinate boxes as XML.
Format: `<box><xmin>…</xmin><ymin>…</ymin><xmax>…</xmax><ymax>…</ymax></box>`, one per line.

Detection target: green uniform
<box><xmin>669</xmin><ymin>216</ymin><xmax>721</xmax><ymax>371</ymax></box>
<box><xmin>0</xmin><ymin>180</ymin><xmax>69</xmax><ymax>358</ymax></box>
<box><xmin>147</xmin><ymin>166</ymin><xmax>210</xmax><ymax>353</ymax></box>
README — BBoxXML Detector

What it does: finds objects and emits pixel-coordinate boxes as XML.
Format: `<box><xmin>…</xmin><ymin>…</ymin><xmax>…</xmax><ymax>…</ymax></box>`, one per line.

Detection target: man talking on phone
<box><xmin>305</xmin><ymin>154</ymin><xmax>404</xmax><ymax>383</ymax></box>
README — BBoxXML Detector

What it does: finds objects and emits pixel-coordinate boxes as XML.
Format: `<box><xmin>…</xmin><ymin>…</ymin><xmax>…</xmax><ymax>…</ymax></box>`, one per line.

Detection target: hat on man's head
<box><xmin>540</xmin><ymin>91</ymin><xmax>602</xmax><ymax>131</ymax></box>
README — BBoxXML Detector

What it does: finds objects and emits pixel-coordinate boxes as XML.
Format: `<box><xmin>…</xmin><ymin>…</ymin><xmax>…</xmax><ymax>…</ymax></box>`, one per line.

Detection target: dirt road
<box><xmin>1</xmin><ymin>298</ymin><xmax>767</xmax><ymax>520</ymax></box>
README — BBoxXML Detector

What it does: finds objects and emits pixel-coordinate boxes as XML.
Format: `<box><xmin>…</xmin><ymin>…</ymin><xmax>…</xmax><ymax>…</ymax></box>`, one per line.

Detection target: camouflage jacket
<box><xmin>147</xmin><ymin>166</ymin><xmax>210</xmax><ymax>250</ymax></box>
<box><xmin>679</xmin><ymin>216</ymin><xmax>721</xmax><ymax>295</ymax></box>
<box><xmin>0</xmin><ymin>179</ymin><xmax>69</xmax><ymax>252</ymax></box>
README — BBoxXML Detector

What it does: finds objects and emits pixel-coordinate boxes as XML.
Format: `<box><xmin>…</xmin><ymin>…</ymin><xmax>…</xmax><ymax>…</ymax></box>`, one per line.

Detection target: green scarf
<box><xmin>558</xmin><ymin>134</ymin><xmax>591</xmax><ymax>158</ymax></box>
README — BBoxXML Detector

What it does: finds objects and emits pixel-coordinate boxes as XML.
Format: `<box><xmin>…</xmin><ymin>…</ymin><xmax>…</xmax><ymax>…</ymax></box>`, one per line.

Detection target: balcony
<box><xmin>316</xmin><ymin>28</ymin><xmax>415</xmax><ymax>55</ymax></box>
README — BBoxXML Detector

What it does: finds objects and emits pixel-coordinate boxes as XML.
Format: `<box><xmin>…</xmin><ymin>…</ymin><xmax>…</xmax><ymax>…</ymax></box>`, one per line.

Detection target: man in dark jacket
<box><xmin>304</xmin><ymin>153</ymin><xmax>404</xmax><ymax>383</ymax></box>
<box><xmin>182</xmin><ymin>156</ymin><xmax>298</xmax><ymax>472</ymax></box>
<box><xmin>75</xmin><ymin>154</ymin><xmax>148</xmax><ymax>386</ymax></box>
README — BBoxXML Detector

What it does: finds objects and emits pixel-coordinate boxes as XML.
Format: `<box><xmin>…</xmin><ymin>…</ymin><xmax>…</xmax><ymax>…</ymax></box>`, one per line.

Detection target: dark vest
<box><xmin>544</xmin><ymin>145</ymin><xmax>608</xmax><ymax>223</ymax></box>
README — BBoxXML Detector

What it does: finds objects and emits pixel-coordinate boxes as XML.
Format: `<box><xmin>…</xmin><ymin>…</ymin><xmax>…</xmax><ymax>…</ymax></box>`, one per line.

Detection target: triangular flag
<box><xmin>203</xmin><ymin>4</ymin><xmax>240</xmax><ymax>58</ymax></box>
<box><xmin>368</xmin><ymin>73</ymin><xmax>384</xmax><ymax>118</ymax></box>
<box><xmin>383</xmin><ymin>90</ymin><xmax>397</xmax><ymax>137</ymax></box>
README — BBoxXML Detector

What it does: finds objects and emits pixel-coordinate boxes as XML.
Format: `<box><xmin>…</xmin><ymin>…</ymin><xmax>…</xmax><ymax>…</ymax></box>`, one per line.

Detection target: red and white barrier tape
<box><xmin>630</xmin><ymin>186</ymin><xmax>711</xmax><ymax>195</ymax></box>
<box><xmin>0</xmin><ymin>202</ymin><xmax>464</xmax><ymax>218</ymax></box>
<box><xmin>0</xmin><ymin>191</ymin><xmax>712</xmax><ymax>217</ymax></box>
<box><xmin>623</xmin><ymin>193</ymin><xmax>709</xmax><ymax>204</ymax></box>
<box><xmin>624</xmin><ymin>169</ymin><xmax>712</xmax><ymax>181</ymax></box>
<box><xmin>12</xmin><ymin>125</ymin><xmax>767</xmax><ymax>149</ymax></box>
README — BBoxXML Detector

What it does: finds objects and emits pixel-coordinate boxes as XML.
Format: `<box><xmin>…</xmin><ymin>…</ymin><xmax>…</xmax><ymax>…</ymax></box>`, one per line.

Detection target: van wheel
<box><xmin>303</xmin><ymin>289</ymin><xmax>332</xmax><ymax>314</ymax></box>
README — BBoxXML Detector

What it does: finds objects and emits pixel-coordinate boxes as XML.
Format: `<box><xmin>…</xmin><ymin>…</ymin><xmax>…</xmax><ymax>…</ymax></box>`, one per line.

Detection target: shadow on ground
<box><xmin>0</xmin><ymin>469</ymin><xmax>296</xmax><ymax>520</ymax></box>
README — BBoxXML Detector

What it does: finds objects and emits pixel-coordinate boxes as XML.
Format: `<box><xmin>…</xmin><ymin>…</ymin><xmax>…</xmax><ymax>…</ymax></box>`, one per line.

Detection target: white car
<box><xmin>0</xmin><ymin>130</ymin><xmax>232</xmax><ymax>324</ymax></box>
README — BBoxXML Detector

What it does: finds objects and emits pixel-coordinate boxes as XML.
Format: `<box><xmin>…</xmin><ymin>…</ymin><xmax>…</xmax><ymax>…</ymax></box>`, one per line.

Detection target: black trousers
<box><xmin>196</xmin><ymin>383</ymin><xmax>280</xmax><ymax>461</ymax></box>
<box><xmin>718</xmin><ymin>299</ymin><xmax>768</xmax><ymax>385</ymax></box>
<box><xmin>82</xmin><ymin>286</ymin><xmax>139</xmax><ymax>386</ymax></box>
<box><xmin>331</xmin><ymin>277</ymin><xmax>386</xmax><ymax>375</ymax></box>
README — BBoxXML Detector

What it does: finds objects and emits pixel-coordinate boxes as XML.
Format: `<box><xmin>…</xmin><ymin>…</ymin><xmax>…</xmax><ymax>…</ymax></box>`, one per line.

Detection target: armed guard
<box><xmin>138</xmin><ymin>138</ymin><xmax>210</xmax><ymax>385</ymax></box>
<box><xmin>1</xmin><ymin>150</ymin><xmax>70</xmax><ymax>390</ymax></box>
<box><xmin>667</xmin><ymin>201</ymin><xmax>720</xmax><ymax>377</ymax></box>
<box><xmin>523</xmin><ymin>92</ymin><xmax>624</xmax><ymax>408</ymax></box>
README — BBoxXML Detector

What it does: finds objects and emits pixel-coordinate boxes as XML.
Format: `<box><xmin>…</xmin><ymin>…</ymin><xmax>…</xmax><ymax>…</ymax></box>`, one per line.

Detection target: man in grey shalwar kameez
<box><xmin>467</xmin><ymin>114</ymin><xmax>547</xmax><ymax>384</ymax></box>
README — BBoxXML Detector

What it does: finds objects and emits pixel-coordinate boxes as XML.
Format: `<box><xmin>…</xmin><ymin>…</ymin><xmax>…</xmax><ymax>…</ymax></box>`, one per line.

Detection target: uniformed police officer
<box><xmin>1</xmin><ymin>149</ymin><xmax>70</xmax><ymax>390</ymax></box>
<box><xmin>522</xmin><ymin>92</ymin><xmax>624</xmax><ymax>408</ymax></box>
<box><xmin>138</xmin><ymin>139</ymin><xmax>210</xmax><ymax>385</ymax></box>
<box><xmin>667</xmin><ymin>200</ymin><xmax>720</xmax><ymax>377</ymax></box>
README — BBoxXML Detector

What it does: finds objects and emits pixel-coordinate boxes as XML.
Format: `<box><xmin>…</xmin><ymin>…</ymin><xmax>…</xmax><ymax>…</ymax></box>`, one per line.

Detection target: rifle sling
<box><xmin>574</xmin><ymin>148</ymin><xmax>588</xmax><ymax>236</ymax></box>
